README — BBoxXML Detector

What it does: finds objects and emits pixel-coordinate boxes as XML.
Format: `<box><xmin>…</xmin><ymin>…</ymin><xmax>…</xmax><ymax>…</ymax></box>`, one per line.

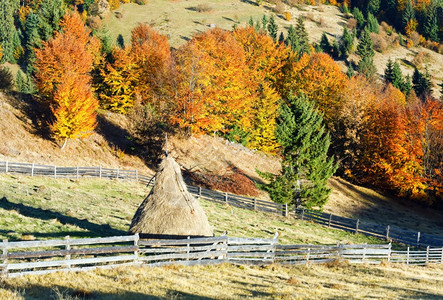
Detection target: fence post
<box><xmin>135</xmin><ymin>170</ymin><xmax>138</xmax><ymax>182</ymax></box>
<box><xmin>65</xmin><ymin>235</ymin><xmax>71</xmax><ymax>269</ymax></box>
<box><xmin>116</xmin><ymin>168</ymin><xmax>119</xmax><ymax>180</ymax></box>
<box><xmin>328</xmin><ymin>214</ymin><xmax>332</xmax><ymax>228</ymax></box>
<box><xmin>284</xmin><ymin>204</ymin><xmax>288</xmax><ymax>217</ymax></box>
<box><xmin>426</xmin><ymin>246</ymin><xmax>429</xmax><ymax>264</ymax></box>
<box><xmin>386</xmin><ymin>225</ymin><xmax>390</xmax><ymax>241</ymax></box>
<box><xmin>388</xmin><ymin>243</ymin><xmax>391</xmax><ymax>263</ymax></box>
<box><xmin>31</xmin><ymin>163</ymin><xmax>34</xmax><ymax>176</ymax></box>
<box><xmin>198</xmin><ymin>187</ymin><xmax>202</xmax><ymax>199</ymax></box>
<box><xmin>2</xmin><ymin>239</ymin><xmax>8</xmax><ymax>276</ymax></box>
<box><xmin>301</xmin><ymin>208</ymin><xmax>305</xmax><ymax>220</ymax></box>
<box><xmin>134</xmin><ymin>233</ymin><xmax>139</xmax><ymax>265</ymax></box>
<box><xmin>362</xmin><ymin>243</ymin><xmax>366</xmax><ymax>262</ymax></box>
<box><xmin>306</xmin><ymin>245</ymin><xmax>310</xmax><ymax>264</ymax></box>
<box><xmin>440</xmin><ymin>247</ymin><xmax>443</xmax><ymax>264</ymax></box>
<box><xmin>417</xmin><ymin>232</ymin><xmax>421</xmax><ymax>247</ymax></box>
<box><xmin>99</xmin><ymin>166</ymin><xmax>102</xmax><ymax>179</ymax></box>
<box><xmin>253</xmin><ymin>198</ymin><xmax>257</xmax><ymax>211</ymax></box>
<box><xmin>355</xmin><ymin>219</ymin><xmax>360</xmax><ymax>234</ymax></box>
<box><xmin>76</xmin><ymin>166</ymin><xmax>79</xmax><ymax>179</ymax></box>
<box><xmin>187</xmin><ymin>236</ymin><xmax>190</xmax><ymax>261</ymax></box>
<box><xmin>224</xmin><ymin>192</ymin><xmax>228</xmax><ymax>204</ymax></box>
<box><xmin>407</xmin><ymin>247</ymin><xmax>410</xmax><ymax>265</ymax></box>
<box><xmin>5</xmin><ymin>161</ymin><xmax>8</xmax><ymax>173</ymax></box>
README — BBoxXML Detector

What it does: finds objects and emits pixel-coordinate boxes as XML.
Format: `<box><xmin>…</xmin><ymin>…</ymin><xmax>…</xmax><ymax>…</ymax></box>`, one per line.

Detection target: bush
<box><xmin>195</xmin><ymin>4</ymin><xmax>212</xmax><ymax>12</ymax></box>
<box><xmin>412</xmin><ymin>51</ymin><xmax>431</xmax><ymax>66</ymax></box>
<box><xmin>0</xmin><ymin>66</ymin><xmax>13</xmax><ymax>91</ymax></box>
<box><xmin>135</xmin><ymin>0</ymin><xmax>146</xmax><ymax>4</ymax></box>
<box><xmin>86</xmin><ymin>16</ymin><xmax>102</xmax><ymax>31</ymax></box>
<box><xmin>347</xmin><ymin>18</ymin><xmax>357</xmax><ymax>30</ymax></box>
<box><xmin>284</xmin><ymin>11</ymin><xmax>291</xmax><ymax>21</ymax></box>
<box><xmin>273</xmin><ymin>1</ymin><xmax>285</xmax><ymax>14</ymax></box>
<box><xmin>370</xmin><ymin>32</ymin><xmax>387</xmax><ymax>52</ymax></box>
<box><xmin>410</xmin><ymin>31</ymin><xmax>420</xmax><ymax>46</ymax></box>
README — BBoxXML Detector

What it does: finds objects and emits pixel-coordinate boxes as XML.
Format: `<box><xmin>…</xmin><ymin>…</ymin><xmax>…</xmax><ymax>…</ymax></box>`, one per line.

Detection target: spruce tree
<box><xmin>0</xmin><ymin>0</ymin><xmax>19</xmax><ymax>63</ymax></box>
<box><xmin>295</xmin><ymin>16</ymin><xmax>310</xmax><ymax>55</ymax></box>
<box><xmin>352</xmin><ymin>7</ymin><xmax>366</xmax><ymax>31</ymax></box>
<box><xmin>413</xmin><ymin>67</ymin><xmax>433</xmax><ymax>98</ymax></box>
<box><xmin>346</xmin><ymin>64</ymin><xmax>355</xmax><ymax>78</ymax></box>
<box><xmin>262</xmin><ymin>14</ymin><xmax>268</xmax><ymax>30</ymax></box>
<box><xmin>366</xmin><ymin>0</ymin><xmax>380</xmax><ymax>16</ymax></box>
<box><xmin>319</xmin><ymin>32</ymin><xmax>331</xmax><ymax>53</ymax></box>
<box><xmin>23</xmin><ymin>11</ymin><xmax>43</xmax><ymax>75</ymax></box>
<box><xmin>267</xmin><ymin>15</ymin><xmax>278</xmax><ymax>42</ymax></box>
<box><xmin>357</xmin><ymin>27</ymin><xmax>375</xmax><ymax>58</ymax></box>
<box><xmin>391</xmin><ymin>62</ymin><xmax>404</xmax><ymax>90</ymax></box>
<box><xmin>331</xmin><ymin>39</ymin><xmax>340</xmax><ymax>59</ymax></box>
<box><xmin>367</xmin><ymin>12</ymin><xmax>379</xmax><ymax>33</ymax></box>
<box><xmin>278</xmin><ymin>32</ymin><xmax>285</xmax><ymax>44</ymax></box>
<box><xmin>402</xmin><ymin>74</ymin><xmax>413</xmax><ymax>97</ymax></box>
<box><xmin>285</xmin><ymin>24</ymin><xmax>300</xmax><ymax>54</ymax></box>
<box><xmin>0</xmin><ymin>65</ymin><xmax>13</xmax><ymax>91</ymax></box>
<box><xmin>402</xmin><ymin>0</ymin><xmax>415</xmax><ymax>30</ymax></box>
<box><xmin>38</xmin><ymin>0</ymin><xmax>65</xmax><ymax>41</ymax></box>
<box><xmin>248</xmin><ymin>17</ymin><xmax>254</xmax><ymax>27</ymax></box>
<box><xmin>342</xmin><ymin>27</ymin><xmax>353</xmax><ymax>53</ymax></box>
<box><xmin>384</xmin><ymin>58</ymin><xmax>394</xmax><ymax>83</ymax></box>
<box><xmin>423</xmin><ymin>1</ymin><xmax>439</xmax><ymax>42</ymax></box>
<box><xmin>258</xmin><ymin>94</ymin><xmax>337</xmax><ymax>209</ymax></box>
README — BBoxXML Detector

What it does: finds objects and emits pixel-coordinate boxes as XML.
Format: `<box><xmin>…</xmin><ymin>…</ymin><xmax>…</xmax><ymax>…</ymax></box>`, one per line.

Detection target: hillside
<box><xmin>1</xmin><ymin>91</ymin><xmax>443</xmax><ymax>238</ymax></box>
<box><xmin>103</xmin><ymin>0</ymin><xmax>443</xmax><ymax>98</ymax></box>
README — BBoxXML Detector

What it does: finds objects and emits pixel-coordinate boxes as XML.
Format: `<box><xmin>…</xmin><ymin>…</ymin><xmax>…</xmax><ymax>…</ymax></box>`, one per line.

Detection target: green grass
<box><xmin>0</xmin><ymin>173</ymin><xmax>383</xmax><ymax>246</ymax></box>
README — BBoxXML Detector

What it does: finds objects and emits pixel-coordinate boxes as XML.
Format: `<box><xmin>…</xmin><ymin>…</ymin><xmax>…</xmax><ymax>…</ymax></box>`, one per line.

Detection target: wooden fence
<box><xmin>1</xmin><ymin>234</ymin><xmax>442</xmax><ymax>278</ymax></box>
<box><xmin>296</xmin><ymin>208</ymin><xmax>443</xmax><ymax>248</ymax></box>
<box><xmin>1</xmin><ymin>160</ymin><xmax>442</xmax><ymax>249</ymax></box>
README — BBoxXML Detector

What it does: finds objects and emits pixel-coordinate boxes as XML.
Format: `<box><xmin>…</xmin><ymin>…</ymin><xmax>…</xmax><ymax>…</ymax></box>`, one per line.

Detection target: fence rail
<box><xmin>1</xmin><ymin>160</ymin><xmax>442</xmax><ymax>249</ymax></box>
<box><xmin>1</xmin><ymin>234</ymin><xmax>442</xmax><ymax>277</ymax></box>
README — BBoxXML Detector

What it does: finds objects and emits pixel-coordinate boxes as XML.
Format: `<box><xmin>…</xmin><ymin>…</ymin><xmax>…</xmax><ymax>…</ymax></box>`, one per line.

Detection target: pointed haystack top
<box><xmin>129</xmin><ymin>155</ymin><xmax>213</xmax><ymax>237</ymax></box>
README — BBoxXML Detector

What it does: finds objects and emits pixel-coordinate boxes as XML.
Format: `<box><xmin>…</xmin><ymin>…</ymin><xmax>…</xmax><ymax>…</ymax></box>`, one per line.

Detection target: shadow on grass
<box><xmin>2</xmin><ymin>282</ymin><xmax>217</xmax><ymax>300</ymax></box>
<box><xmin>0</xmin><ymin>196</ymin><xmax>126</xmax><ymax>238</ymax></box>
<box><xmin>96</xmin><ymin>114</ymin><xmax>134</xmax><ymax>154</ymax></box>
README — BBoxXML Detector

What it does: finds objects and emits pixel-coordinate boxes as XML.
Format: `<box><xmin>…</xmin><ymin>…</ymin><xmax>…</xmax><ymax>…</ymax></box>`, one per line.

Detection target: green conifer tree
<box><xmin>278</xmin><ymin>31</ymin><xmax>285</xmax><ymax>44</ymax></box>
<box><xmin>342</xmin><ymin>27</ymin><xmax>353</xmax><ymax>53</ymax></box>
<box><xmin>384</xmin><ymin>58</ymin><xmax>394</xmax><ymax>83</ymax></box>
<box><xmin>0</xmin><ymin>0</ymin><xmax>19</xmax><ymax>63</ymax></box>
<box><xmin>357</xmin><ymin>27</ymin><xmax>375</xmax><ymax>58</ymax></box>
<box><xmin>295</xmin><ymin>16</ymin><xmax>310</xmax><ymax>55</ymax></box>
<box><xmin>391</xmin><ymin>62</ymin><xmax>404</xmax><ymax>90</ymax></box>
<box><xmin>402</xmin><ymin>74</ymin><xmax>413</xmax><ymax>97</ymax></box>
<box><xmin>331</xmin><ymin>39</ymin><xmax>340</xmax><ymax>59</ymax></box>
<box><xmin>38</xmin><ymin>0</ymin><xmax>65</xmax><ymax>41</ymax></box>
<box><xmin>402</xmin><ymin>0</ymin><xmax>415</xmax><ymax>30</ymax></box>
<box><xmin>423</xmin><ymin>1</ymin><xmax>439</xmax><ymax>42</ymax></box>
<box><xmin>352</xmin><ymin>7</ymin><xmax>366</xmax><ymax>31</ymax></box>
<box><xmin>23</xmin><ymin>11</ymin><xmax>43</xmax><ymax>75</ymax></box>
<box><xmin>267</xmin><ymin>15</ymin><xmax>278</xmax><ymax>42</ymax></box>
<box><xmin>258</xmin><ymin>94</ymin><xmax>337</xmax><ymax>209</ymax></box>
<box><xmin>346</xmin><ymin>64</ymin><xmax>355</xmax><ymax>78</ymax></box>
<box><xmin>319</xmin><ymin>32</ymin><xmax>331</xmax><ymax>53</ymax></box>
<box><xmin>285</xmin><ymin>24</ymin><xmax>300</xmax><ymax>54</ymax></box>
<box><xmin>366</xmin><ymin>0</ymin><xmax>380</xmax><ymax>16</ymax></box>
<box><xmin>262</xmin><ymin>14</ymin><xmax>268</xmax><ymax>30</ymax></box>
<box><xmin>367</xmin><ymin>12</ymin><xmax>379</xmax><ymax>33</ymax></box>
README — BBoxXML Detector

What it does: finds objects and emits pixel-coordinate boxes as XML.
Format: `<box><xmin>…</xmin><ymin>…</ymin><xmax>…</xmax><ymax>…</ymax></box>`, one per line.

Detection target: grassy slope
<box><xmin>103</xmin><ymin>0</ymin><xmax>442</xmax><ymax>98</ymax></box>
<box><xmin>0</xmin><ymin>173</ymin><xmax>382</xmax><ymax>245</ymax></box>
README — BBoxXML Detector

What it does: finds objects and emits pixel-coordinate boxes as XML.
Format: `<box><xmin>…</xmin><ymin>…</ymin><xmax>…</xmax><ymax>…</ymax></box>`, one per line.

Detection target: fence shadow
<box><xmin>0</xmin><ymin>196</ymin><xmax>126</xmax><ymax>238</ymax></box>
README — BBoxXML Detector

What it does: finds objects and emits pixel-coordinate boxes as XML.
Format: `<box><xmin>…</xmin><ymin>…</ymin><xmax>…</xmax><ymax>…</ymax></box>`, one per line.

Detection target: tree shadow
<box><xmin>0</xmin><ymin>196</ymin><xmax>126</xmax><ymax>238</ymax></box>
<box><xmin>96</xmin><ymin>114</ymin><xmax>134</xmax><ymax>153</ymax></box>
<box><xmin>240</xmin><ymin>0</ymin><xmax>259</xmax><ymax>6</ymax></box>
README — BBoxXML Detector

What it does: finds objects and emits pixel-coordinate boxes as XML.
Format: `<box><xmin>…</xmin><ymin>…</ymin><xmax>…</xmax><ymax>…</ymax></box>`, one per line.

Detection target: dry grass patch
<box><xmin>1</xmin><ymin>263</ymin><xmax>442</xmax><ymax>299</ymax></box>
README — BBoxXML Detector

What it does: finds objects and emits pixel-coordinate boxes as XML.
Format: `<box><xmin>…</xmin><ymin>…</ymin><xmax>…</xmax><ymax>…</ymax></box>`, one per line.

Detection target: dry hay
<box><xmin>129</xmin><ymin>155</ymin><xmax>212</xmax><ymax>236</ymax></box>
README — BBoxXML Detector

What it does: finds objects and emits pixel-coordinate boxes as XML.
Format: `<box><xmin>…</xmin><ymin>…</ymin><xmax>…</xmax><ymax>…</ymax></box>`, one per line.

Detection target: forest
<box><xmin>0</xmin><ymin>0</ymin><xmax>442</xmax><ymax>208</ymax></box>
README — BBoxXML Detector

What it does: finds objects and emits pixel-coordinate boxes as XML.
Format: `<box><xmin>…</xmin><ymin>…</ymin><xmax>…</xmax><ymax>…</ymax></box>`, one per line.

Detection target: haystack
<box><xmin>129</xmin><ymin>155</ymin><xmax>213</xmax><ymax>236</ymax></box>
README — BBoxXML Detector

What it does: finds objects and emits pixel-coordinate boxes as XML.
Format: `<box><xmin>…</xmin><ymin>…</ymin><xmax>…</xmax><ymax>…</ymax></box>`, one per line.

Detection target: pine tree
<box><xmin>331</xmin><ymin>39</ymin><xmax>340</xmax><ymax>59</ymax></box>
<box><xmin>367</xmin><ymin>12</ymin><xmax>379</xmax><ymax>33</ymax></box>
<box><xmin>346</xmin><ymin>64</ymin><xmax>355</xmax><ymax>78</ymax></box>
<box><xmin>358</xmin><ymin>56</ymin><xmax>377</xmax><ymax>79</ymax></box>
<box><xmin>352</xmin><ymin>7</ymin><xmax>366</xmax><ymax>31</ymax></box>
<box><xmin>38</xmin><ymin>0</ymin><xmax>65</xmax><ymax>41</ymax></box>
<box><xmin>23</xmin><ymin>11</ymin><xmax>43</xmax><ymax>75</ymax></box>
<box><xmin>258</xmin><ymin>94</ymin><xmax>337</xmax><ymax>209</ymax></box>
<box><xmin>285</xmin><ymin>24</ymin><xmax>300</xmax><ymax>54</ymax></box>
<box><xmin>267</xmin><ymin>15</ymin><xmax>278</xmax><ymax>42</ymax></box>
<box><xmin>402</xmin><ymin>74</ymin><xmax>413</xmax><ymax>97</ymax></box>
<box><xmin>342</xmin><ymin>27</ymin><xmax>353</xmax><ymax>53</ymax></box>
<box><xmin>0</xmin><ymin>0</ymin><xmax>19</xmax><ymax>63</ymax></box>
<box><xmin>319</xmin><ymin>32</ymin><xmax>330</xmax><ymax>53</ymax></box>
<box><xmin>412</xmin><ymin>67</ymin><xmax>433</xmax><ymax>98</ymax></box>
<box><xmin>366</xmin><ymin>0</ymin><xmax>380</xmax><ymax>15</ymax></box>
<box><xmin>262</xmin><ymin>14</ymin><xmax>268</xmax><ymax>30</ymax></box>
<box><xmin>423</xmin><ymin>1</ymin><xmax>439</xmax><ymax>42</ymax></box>
<box><xmin>402</xmin><ymin>0</ymin><xmax>415</xmax><ymax>30</ymax></box>
<box><xmin>248</xmin><ymin>17</ymin><xmax>254</xmax><ymax>27</ymax></box>
<box><xmin>384</xmin><ymin>58</ymin><xmax>394</xmax><ymax>83</ymax></box>
<box><xmin>357</xmin><ymin>27</ymin><xmax>375</xmax><ymax>58</ymax></box>
<box><xmin>295</xmin><ymin>16</ymin><xmax>310</xmax><ymax>55</ymax></box>
<box><xmin>391</xmin><ymin>62</ymin><xmax>404</xmax><ymax>90</ymax></box>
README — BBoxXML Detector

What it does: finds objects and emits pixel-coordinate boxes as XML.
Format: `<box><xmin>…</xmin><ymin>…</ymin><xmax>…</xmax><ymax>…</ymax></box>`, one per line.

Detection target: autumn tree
<box><xmin>34</xmin><ymin>11</ymin><xmax>99</xmax><ymax>148</ymax></box>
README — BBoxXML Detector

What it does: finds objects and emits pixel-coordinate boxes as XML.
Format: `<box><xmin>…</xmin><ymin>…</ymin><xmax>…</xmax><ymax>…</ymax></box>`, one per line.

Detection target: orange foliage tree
<box><xmin>34</xmin><ymin>11</ymin><xmax>99</xmax><ymax>148</ymax></box>
<box><xmin>279</xmin><ymin>52</ymin><xmax>347</xmax><ymax>124</ymax></box>
<box><xmin>170</xmin><ymin>28</ymin><xmax>253</xmax><ymax>136</ymax></box>
<box><xmin>100</xmin><ymin>24</ymin><xmax>171</xmax><ymax>114</ymax></box>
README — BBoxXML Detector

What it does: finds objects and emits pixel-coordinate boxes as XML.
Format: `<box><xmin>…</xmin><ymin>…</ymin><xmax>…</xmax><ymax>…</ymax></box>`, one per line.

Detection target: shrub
<box><xmin>347</xmin><ymin>18</ymin><xmax>357</xmax><ymax>30</ymax></box>
<box><xmin>406</xmin><ymin>38</ymin><xmax>414</xmax><ymax>48</ymax></box>
<box><xmin>370</xmin><ymin>32</ymin><xmax>387</xmax><ymax>52</ymax></box>
<box><xmin>86</xmin><ymin>16</ymin><xmax>102</xmax><ymax>31</ymax></box>
<box><xmin>273</xmin><ymin>1</ymin><xmax>285</xmax><ymax>14</ymax></box>
<box><xmin>284</xmin><ymin>11</ymin><xmax>291</xmax><ymax>21</ymax></box>
<box><xmin>410</xmin><ymin>31</ymin><xmax>420</xmax><ymax>46</ymax></box>
<box><xmin>412</xmin><ymin>51</ymin><xmax>431</xmax><ymax>66</ymax></box>
<box><xmin>135</xmin><ymin>0</ymin><xmax>147</xmax><ymax>4</ymax></box>
<box><xmin>195</xmin><ymin>4</ymin><xmax>212</xmax><ymax>12</ymax></box>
